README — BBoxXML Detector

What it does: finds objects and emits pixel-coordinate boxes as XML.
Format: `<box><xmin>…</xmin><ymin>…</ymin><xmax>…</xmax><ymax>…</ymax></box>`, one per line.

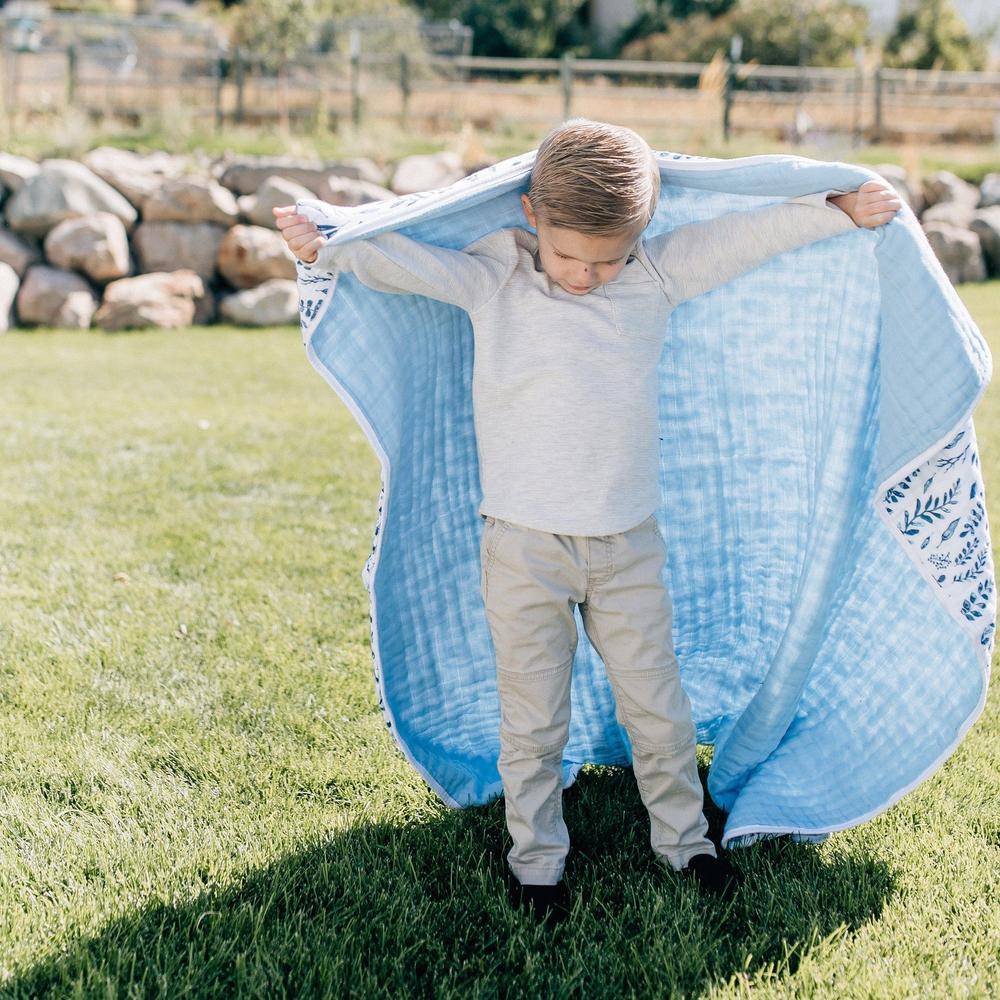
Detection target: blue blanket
<box><xmin>295</xmin><ymin>148</ymin><xmax>995</xmax><ymax>849</ymax></box>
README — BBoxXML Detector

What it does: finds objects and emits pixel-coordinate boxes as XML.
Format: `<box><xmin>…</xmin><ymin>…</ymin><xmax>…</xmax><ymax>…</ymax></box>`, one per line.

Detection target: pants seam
<box><xmin>602</xmin><ymin>662</ymin><xmax>678</xmax><ymax>681</ymax></box>
<box><xmin>586</xmin><ymin>606</ymin><xmax>697</xmax><ymax>778</ymax></box>
<box><xmin>496</xmin><ymin>653</ymin><xmax>574</xmax><ymax>681</ymax></box>
<box><xmin>501</xmin><ymin>731</ymin><xmax>568</xmax><ymax>754</ymax></box>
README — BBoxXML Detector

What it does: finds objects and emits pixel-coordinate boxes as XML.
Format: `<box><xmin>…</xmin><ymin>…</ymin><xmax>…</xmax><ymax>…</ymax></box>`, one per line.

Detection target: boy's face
<box><xmin>521</xmin><ymin>193</ymin><xmax>642</xmax><ymax>295</ymax></box>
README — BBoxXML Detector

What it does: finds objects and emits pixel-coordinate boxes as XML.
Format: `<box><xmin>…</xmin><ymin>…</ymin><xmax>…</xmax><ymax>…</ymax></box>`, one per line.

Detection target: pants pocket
<box><xmin>480</xmin><ymin>517</ymin><xmax>512</xmax><ymax>603</ymax></box>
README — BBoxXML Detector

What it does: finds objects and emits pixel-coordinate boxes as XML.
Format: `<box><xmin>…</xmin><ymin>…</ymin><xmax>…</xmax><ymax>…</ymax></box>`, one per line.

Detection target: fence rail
<box><xmin>3</xmin><ymin>31</ymin><xmax>999</xmax><ymax>145</ymax></box>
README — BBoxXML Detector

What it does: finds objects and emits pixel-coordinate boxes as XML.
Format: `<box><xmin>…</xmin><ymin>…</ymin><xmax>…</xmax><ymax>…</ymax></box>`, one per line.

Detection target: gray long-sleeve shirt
<box><xmin>297</xmin><ymin>189</ymin><xmax>856</xmax><ymax>536</ymax></box>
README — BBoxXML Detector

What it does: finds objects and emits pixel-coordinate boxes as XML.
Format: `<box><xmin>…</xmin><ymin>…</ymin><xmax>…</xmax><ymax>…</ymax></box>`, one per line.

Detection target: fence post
<box><xmin>560</xmin><ymin>51</ymin><xmax>573</xmax><ymax>120</ymax></box>
<box><xmin>234</xmin><ymin>46</ymin><xmax>245</xmax><ymax>125</ymax></box>
<box><xmin>8</xmin><ymin>49</ymin><xmax>19</xmax><ymax>128</ymax></box>
<box><xmin>873</xmin><ymin>64</ymin><xmax>883</xmax><ymax>144</ymax></box>
<box><xmin>399</xmin><ymin>50</ymin><xmax>410</xmax><ymax>128</ymax></box>
<box><xmin>349</xmin><ymin>28</ymin><xmax>361</xmax><ymax>128</ymax></box>
<box><xmin>65</xmin><ymin>43</ymin><xmax>76</xmax><ymax>108</ymax></box>
<box><xmin>723</xmin><ymin>35</ymin><xmax>741</xmax><ymax>142</ymax></box>
<box><xmin>852</xmin><ymin>45</ymin><xmax>863</xmax><ymax>148</ymax></box>
<box><xmin>214</xmin><ymin>51</ymin><xmax>224</xmax><ymax>133</ymax></box>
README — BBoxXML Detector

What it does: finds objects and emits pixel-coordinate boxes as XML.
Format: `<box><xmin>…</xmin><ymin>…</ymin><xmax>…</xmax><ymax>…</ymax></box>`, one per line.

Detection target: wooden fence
<box><xmin>3</xmin><ymin>33</ymin><xmax>999</xmax><ymax>145</ymax></box>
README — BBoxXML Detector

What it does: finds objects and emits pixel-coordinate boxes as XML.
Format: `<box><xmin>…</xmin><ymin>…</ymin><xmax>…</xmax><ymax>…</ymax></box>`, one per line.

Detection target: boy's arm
<box><xmin>293</xmin><ymin>204</ymin><xmax>514</xmax><ymax>314</ymax></box>
<box><xmin>643</xmin><ymin>190</ymin><xmax>858</xmax><ymax>306</ymax></box>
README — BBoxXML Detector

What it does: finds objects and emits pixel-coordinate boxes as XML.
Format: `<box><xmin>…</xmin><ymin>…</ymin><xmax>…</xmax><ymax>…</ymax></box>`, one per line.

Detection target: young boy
<box><xmin>276</xmin><ymin>119</ymin><xmax>902</xmax><ymax>926</ymax></box>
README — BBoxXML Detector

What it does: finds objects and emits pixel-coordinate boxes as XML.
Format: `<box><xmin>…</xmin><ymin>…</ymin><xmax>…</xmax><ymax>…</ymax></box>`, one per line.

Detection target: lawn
<box><xmin>1</xmin><ymin>285</ymin><xmax>998</xmax><ymax>997</ymax></box>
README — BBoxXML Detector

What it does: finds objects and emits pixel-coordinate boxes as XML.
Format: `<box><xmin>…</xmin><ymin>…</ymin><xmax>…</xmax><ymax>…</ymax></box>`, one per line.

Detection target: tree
<box><xmin>882</xmin><ymin>0</ymin><xmax>992</xmax><ymax>71</ymax></box>
<box><xmin>410</xmin><ymin>0</ymin><xmax>593</xmax><ymax>58</ymax></box>
<box><xmin>615</xmin><ymin>0</ymin><xmax>739</xmax><ymax>54</ymax></box>
<box><xmin>225</xmin><ymin>0</ymin><xmax>319</xmax><ymax>135</ymax></box>
<box><xmin>620</xmin><ymin>0</ymin><xmax>870</xmax><ymax>68</ymax></box>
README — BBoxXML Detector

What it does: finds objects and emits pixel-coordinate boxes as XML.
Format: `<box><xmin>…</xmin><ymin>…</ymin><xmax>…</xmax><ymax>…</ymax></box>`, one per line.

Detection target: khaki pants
<box><xmin>480</xmin><ymin>512</ymin><xmax>717</xmax><ymax>886</ymax></box>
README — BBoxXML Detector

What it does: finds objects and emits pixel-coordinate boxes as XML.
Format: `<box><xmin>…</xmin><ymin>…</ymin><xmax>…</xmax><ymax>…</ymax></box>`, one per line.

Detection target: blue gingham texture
<box><xmin>295</xmin><ymin>149</ymin><xmax>995</xmax><ymax>849</ymax></box>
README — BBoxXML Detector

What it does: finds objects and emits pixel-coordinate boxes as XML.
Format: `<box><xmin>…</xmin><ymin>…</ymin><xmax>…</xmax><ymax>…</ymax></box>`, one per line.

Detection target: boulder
<box><xmin>5</xmin><ymin>159</ymin><xmax>138</xmax><ymax>239</ymax></box>
<box><xmin>922</xmin><ymin>221</ymin><xmax>986</xmax><ymax>285</ymax></box>
<box><xmin>132</xmin><ymin>220</ymin><xmax>228</xmax><ymax>284</ymax></box>
<box><xmin>218</xmin><ymin>278</ymin><xmax>298</xmax><ymax>325</ymax></box>
<box><xmin>0</xmin><ymin>261</ymin><xmax>18</xmax><ymax>332</ymax></box>
<box><xmin>316</xmin><ymin>174</ymin><xmax>396</xmax><ymax>206</ymax></box>
<box><xmin>921</xmin><ymin>170</ymin><xmax>980</xmax><ymax>210</ymax></box>
<box><xmin>978</xmin><ymin>173</ymin><xmax>1000</xmax><ymax>209</ymax></box>
<box><xmin>0</xmin><ymin>152</ymin><xmax>40</xmax><ymax>194</ymax></box>
<box><xmin>237</xmin><ymin>175</ymin><xmax>315</xmax><ymax>228</ymax></box>
<box><xmin>193</xmin><ymin>288</ymin><xmax>217</xmax><ymax>325</ymax></box>
<box><xmin>81</xmin><ymin>146</ymin><xmax>191</xmax><ymax>207</ymax></box>
<box><xmin>142</xmin><ymin>176</ymin><xmax>240</xmax><ymax>224</ymax></box>
<box><xmin>44</xmin><ymin>212</ymin><xmax>131</xmax><ymax>283</ymax></box>
<box><xmin>216</xmin><ymin>224</ymin><xmax>296</xmax><ymax>289</ymax></box>
<box><xmin>0</xmin><ymin>228</ymin><xmax>41</xmax><ymax>277</ymax></box>
<box><xmin>15</xmin><ymin>264</ymin><xmax>98</xmax><ymax>328</ymax></box>
<box><xmin>969</xmin><ymin>206</ymin><xmax>1000</xmax><ymax>276</ymax></box>
<box><xmin>336</xmin><ymin>157</ymin><xmax>387</xmax><ymax>187</ymax></box>
<box><xmin>390</xmin><ymin>151</ymin><xmax>464</xmax><ymax>195</ymax></box>
<box><xmin>218</xmin><ymin>156</ymin><xmax>386</xmax><ymax>197</ymax></box>
<box><xmin>93</xmin><ymin>270</ymin><xmax>204</xmax><ymax>330</ymax></box>
<box><xmin>921</xmin><ymin>201</ymin><xmax>977</xmax><ymax>228</ymax></box>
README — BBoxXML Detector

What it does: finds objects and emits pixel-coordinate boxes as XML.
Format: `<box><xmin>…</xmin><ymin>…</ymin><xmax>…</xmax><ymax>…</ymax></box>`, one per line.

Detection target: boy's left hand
<box><xmin>829</xmin><ymin>180</ymin><xmax>903</xmax><ymax>228</ymax></box>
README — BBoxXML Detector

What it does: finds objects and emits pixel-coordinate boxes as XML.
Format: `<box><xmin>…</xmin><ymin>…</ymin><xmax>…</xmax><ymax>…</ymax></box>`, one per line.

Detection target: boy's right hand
<box><xmin>273</xmin><ymin>205</ymin><xmax>326</xmax><ymax>263</ymax></box>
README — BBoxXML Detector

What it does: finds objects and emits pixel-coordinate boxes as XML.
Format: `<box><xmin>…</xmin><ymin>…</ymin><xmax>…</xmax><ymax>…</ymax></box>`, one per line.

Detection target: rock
<box><xmin>44</xmin><ymin>212</ymin><xmax>131</xmax><ymax>283</ymax></box>
<box><xmin>0</xmin><ymin>261</ymin><xmax>18</xmax><ymax>332</ymax></box>
<box><xmin>218</xmin><ymin>156</ymin><xmax>386</xmax><ymax>197</ymax></box>
<box><xmin>0</xmin><ymin>228</ymin><xmax>41</xmax><ymax>277</ymax></box>
<box><xmin>969</xmin><ymin>206</ymin><xmax>1000</xmax><ymax>276</ymax></box>
<box><xmin>142</xmin><ymin>176</ymin><xmax>240</xmax><ymax>225</ymax></box>
<box><xmin>336</xmin><ymin>156</ymin><xmax>387</xmax><ymax>187</ymax></box>
<box><xmin>316</xmin><ymin>174</ymin><xmax>395</xmax><ymax>206</ymax></box>
<box><xmin>237</xmin><ymin>175</ymin><xmax>315</xmax><ymax>228</ymax></box>
<box><xmin>390</xmin><ymin>151</ymin><xmax>464</xmax><ymax>195</ymax></box>
<box><xmin>921</xmin><ymin>170</ymin><xmax>980</xmax><ymax>210</ymax></box>
<box><xmin>81</xmin><ymin>146</ymin><xmax>191</xmax><ymax>207</ymax></box>
<box><xmin>93</xmin><ymin>270</ymin><xmax>204</xmax><ymax>330</ymax></box>
<box><xmin>218</xmin><ymin>278</ymin><xmax>298</xmax><ymax>325</ymax></box>
<box><xmin>0</xmin><ymin>152</ymin><xmax>40</xmax><ymax>193</ymax></box>
<box><xmin>922</xmin><ymin>221</ymin><xmax>986</xmax><ymax>285</ymax></box>
<box><xmin>872</xmin><ymin>163</ymin><xmax>922</xmax><ymax>214</ymax></box>
<box><xmin>15</xmin><ymin>264</ymin><xmax>98</xmax><ymax>328</ymax></box>
<box><xmin>921</xmin><ymin>201</ymin><xmax>977</xmax><ymax>228</ymax></box>
<box><xmin>132</xmin><ymin>220</ymin><xmax>228</xmax><ymax>284</ymax></box>
<box><xmin>978</xmin><ymin>173</ymin><xmax>1000</xmax><ymax>209</ymax></box>
<box><xmin>193</xmin><ymin>287</ymin><xmax>217</xmax><ymax>325</ymax></box>
<box><xmin>5</xmin><ymin>159</ymin><xmax>138</xmax><ymax>239</ymax></box>
<box><xmin>216</xmin><ymin>224</ymin><xmax>296</xmax><ymax>289</ymax></box>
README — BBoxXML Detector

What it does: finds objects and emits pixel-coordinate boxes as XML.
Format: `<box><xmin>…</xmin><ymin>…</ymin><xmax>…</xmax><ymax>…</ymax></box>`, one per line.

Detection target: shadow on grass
<box><xmin>6</xmin><ymin>763</ymin><xmax>896</xmax><ymax>997</ymax></box>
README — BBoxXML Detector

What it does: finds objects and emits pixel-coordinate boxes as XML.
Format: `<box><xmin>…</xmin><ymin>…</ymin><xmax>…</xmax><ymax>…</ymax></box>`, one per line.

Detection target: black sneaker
<box><xmin>505</xmin><ymin>874</ymin><xmax>571</xmax><ymax>926</ymax></box>
<box><xmin>681</xmin><ymin>852</ymin><xmax>740</xmax><ymax>898</ymax></box>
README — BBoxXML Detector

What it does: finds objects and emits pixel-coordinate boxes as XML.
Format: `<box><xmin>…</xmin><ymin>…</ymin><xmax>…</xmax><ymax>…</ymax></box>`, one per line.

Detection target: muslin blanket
<box><xmin>295</xmin><ymin>148</ymin><xmax>995</xmax><ymax>850</ymax></box>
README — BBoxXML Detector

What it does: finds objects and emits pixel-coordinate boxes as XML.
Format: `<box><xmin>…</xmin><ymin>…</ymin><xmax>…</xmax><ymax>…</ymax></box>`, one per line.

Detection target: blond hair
<box><xmin>526</xmin><ymin>118</ymin><xmax>660</xmax><ymax>236</ymax></box>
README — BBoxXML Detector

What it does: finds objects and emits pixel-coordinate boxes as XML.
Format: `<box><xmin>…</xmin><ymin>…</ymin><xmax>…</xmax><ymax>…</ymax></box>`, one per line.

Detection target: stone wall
<box><xmin>0</xmin><ymin>148</ymin><xmax>997</xmax><ymax>332</ymax></box>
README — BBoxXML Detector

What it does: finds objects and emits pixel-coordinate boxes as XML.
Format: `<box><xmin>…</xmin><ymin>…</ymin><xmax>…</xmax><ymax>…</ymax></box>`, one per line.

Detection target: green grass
<box><xmin>2</xmin><ymin>286</ymin><xmax>999</xmax><ymax>997</ymax></box>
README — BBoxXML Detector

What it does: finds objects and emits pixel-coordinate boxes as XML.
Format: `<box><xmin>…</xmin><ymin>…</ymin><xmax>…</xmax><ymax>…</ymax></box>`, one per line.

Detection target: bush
<box><xmin>620</xmin><ymin>0</ymin><xmax>870</xmax><ymax>68</ymax></box>
<box><xmin>883</xmin><ymin>0</ymin><xmax>992</xmax><ymax>71</ymax></box>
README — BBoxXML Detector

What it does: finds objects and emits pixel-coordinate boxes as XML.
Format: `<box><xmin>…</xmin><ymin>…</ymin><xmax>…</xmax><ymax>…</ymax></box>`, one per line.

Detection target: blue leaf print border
<box><xmin>879</xmin><ymin>419</ymin><xmax>997</xmax><ymax>655</ymax></box>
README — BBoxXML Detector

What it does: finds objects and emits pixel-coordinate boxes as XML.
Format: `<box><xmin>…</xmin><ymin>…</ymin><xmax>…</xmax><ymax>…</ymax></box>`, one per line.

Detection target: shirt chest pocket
<box><xmin>604</xmin><ymin>275</ymin><xmax>669</xmax><ymax>341</ymax></box>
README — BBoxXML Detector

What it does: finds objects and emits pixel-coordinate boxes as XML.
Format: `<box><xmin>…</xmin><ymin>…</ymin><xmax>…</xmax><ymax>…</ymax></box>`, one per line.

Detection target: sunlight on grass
<box><xmin>1</xmin><ymin>287</ymin><xmax>998</xmax><ymax>995</ymax></box>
